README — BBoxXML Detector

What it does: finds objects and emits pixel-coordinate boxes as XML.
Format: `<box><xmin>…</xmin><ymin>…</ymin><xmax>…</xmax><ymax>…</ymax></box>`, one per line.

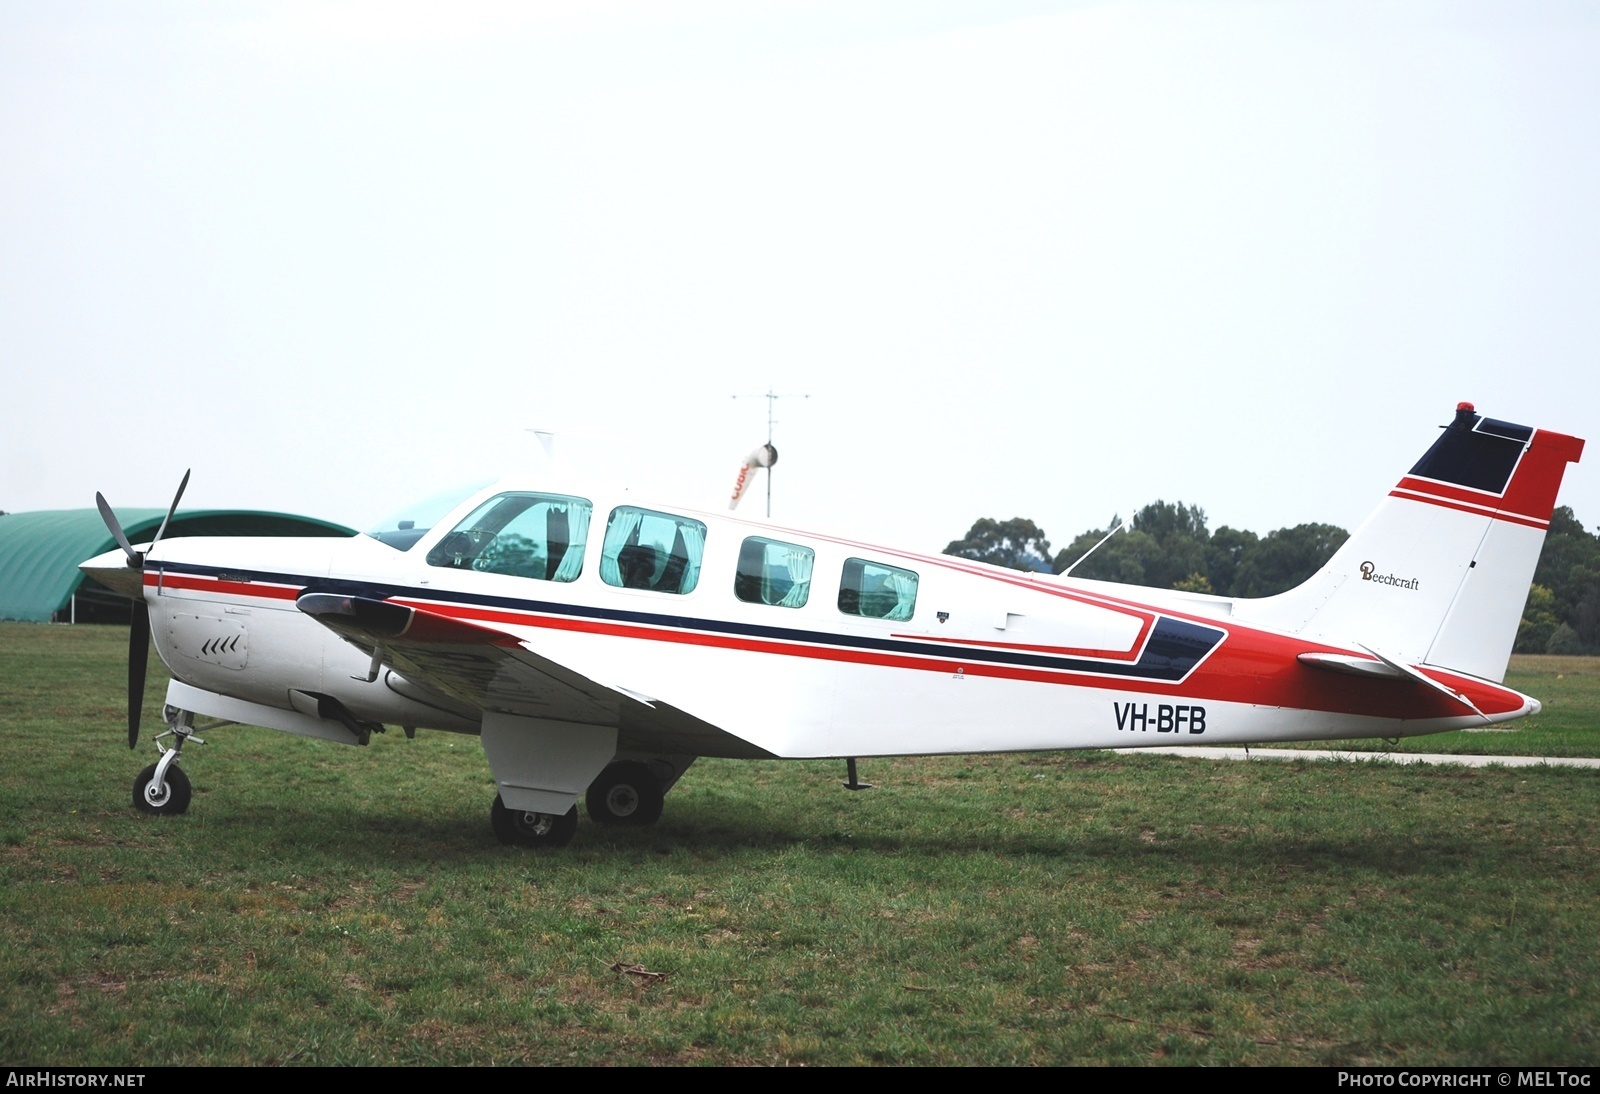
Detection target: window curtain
<box><xmin>675</xmin><ymin>520</ymin><xmax>706</xmax><ymax>593</ymax></box>
<box><xmin>600</xmin><ymin>508</ymin><xmax>644</xmax><ymax>586</ymax></box>
<box><xmin>553</xmin><ymin>502</ymin><xmax>591</xmax><ymax>583</ymax></box>
<box><xmin>778</xmin><ymin>545</ymin><xmax>814</xmax><ymax>607</ymax></box>
<box><xmin>886</xmin><ymin>572</ymin><xmax>917</xmax><ymax>621</ymax></box>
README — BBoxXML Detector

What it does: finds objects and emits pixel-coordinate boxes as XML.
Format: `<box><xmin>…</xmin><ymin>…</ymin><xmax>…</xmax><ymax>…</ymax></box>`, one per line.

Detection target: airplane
<box><xmin>80</xmin><ymin>402</ymin><xmax>1584</xmax><ymax>848</ymax></box>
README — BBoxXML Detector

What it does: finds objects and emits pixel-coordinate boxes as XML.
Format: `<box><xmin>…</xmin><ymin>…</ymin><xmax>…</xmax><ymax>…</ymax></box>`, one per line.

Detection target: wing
<box><xmin>296</xmin><ymin>593</ymin><xmax>773</xmax><ymax>758</ymax></box>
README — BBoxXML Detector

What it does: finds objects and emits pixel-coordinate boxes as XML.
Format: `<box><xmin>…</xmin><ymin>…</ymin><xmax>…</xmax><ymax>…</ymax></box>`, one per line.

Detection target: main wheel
<box><xmin>132</xmin><ymin>763</ymin><xmax>191</xmax><ymax>815</ymax></box>
<box><xmin>490</xmin><ymin>794</ymin><xmax>578</xmax><ymax>848</ymax></box>
<box><xmin>585</xmin><ymin>761</ymin><xmax>664</xmax><ymax>827</ymax></box>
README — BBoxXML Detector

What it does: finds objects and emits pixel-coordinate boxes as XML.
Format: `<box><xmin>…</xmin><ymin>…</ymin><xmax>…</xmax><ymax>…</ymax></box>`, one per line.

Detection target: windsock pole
<box><xmin>732</xmin><ymin>388</ymin><xmax>810</xmax><ymax>517</ymax></box>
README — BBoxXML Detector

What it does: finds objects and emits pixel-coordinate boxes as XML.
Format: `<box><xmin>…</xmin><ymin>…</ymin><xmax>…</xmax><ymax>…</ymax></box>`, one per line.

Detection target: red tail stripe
<box><xmin>1394</xmin><ymin>475</ymin><xmax>1512</xmax><ymax>506</ymax></box>
<box><xmin>1499</xmin><ymin>428</ymin><xmax>1584</xmax><ymax>522</ymax></box>
<box><xmin>1388</xmin><ymin>490</ymin><xmax>1550</xmax><ymax>530</ymax></box>
<box><xmin>1392</xmin><ymin>426</ymin><xmax>1582</xmax><ymax>527</ymax></box>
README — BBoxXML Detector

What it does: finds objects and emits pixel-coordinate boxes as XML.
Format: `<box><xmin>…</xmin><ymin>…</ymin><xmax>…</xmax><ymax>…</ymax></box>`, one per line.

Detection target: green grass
<box><xmin>2</xmin><ymin>624</ymin><xmax>1598</xmax><ymax>1065</ymax></box>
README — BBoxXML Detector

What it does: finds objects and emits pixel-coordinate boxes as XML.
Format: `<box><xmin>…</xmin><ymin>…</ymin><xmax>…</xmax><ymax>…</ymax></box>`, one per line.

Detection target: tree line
<box><xmin>944</xmin><ymin>502</ymin><xmax>1600</xmax><ymax>655</ymax></box>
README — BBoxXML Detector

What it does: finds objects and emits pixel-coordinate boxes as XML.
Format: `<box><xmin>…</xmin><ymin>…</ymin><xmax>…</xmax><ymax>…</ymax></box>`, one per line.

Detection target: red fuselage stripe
<box><xmin>392</xmin><ymin>597</ymin><xmax>1524</xmax><ymax>719</ymax></box>
<box><xmin>147</xmin><ymin>573</ymin><xmax>301</xmax><ymax>600</ymax></box>
<box><xmin>147</xmin><ymin>570</ymin><xmax>1527</xmax><ymax>720</ymax></box>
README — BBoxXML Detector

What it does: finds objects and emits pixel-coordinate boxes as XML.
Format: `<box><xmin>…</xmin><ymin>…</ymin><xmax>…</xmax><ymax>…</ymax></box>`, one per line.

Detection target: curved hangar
<box><xmin>0</xmin><ymin>508</ymin><xmax>354</xmax><ymax>623</ymax></box>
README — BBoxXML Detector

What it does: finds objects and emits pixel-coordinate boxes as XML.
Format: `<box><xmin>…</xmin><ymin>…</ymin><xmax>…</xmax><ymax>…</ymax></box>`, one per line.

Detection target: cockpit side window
<box><xmin>838</xmin><ymin>558</ymin><xmax>917</xmax><ymax>621</ymax></box>
<box><xmin>599</xmin><ymin>507</ymin><xmax>707</xmax><ymax>594</ymax></box>
<box><xmin>426</xmin><ymin>493</ymin><xmax>592</xmax><ymax>581</ymax></box>
<box><xmin>734</xmin><ymin>537</ymin><xmax>814</xmax><ymax>608</ymax></box>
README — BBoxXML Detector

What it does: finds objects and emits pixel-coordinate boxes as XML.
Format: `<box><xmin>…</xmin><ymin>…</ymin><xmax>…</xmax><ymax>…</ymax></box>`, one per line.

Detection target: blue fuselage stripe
<box><xmin>154</xmin><ymin>560</ymin><xmax>1225</xmax><ymax>682</ymax></box>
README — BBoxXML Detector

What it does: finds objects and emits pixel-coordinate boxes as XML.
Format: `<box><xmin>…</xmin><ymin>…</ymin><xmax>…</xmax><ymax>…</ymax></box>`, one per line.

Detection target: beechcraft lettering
<box><xmin>1360</xmin><ymin>561</ymin><xmax>1420</xmax><ymax>590</ymax></box>
<box><xmin>80</xmin><ymin>402</ymin><xmax>1583</xmax><ymax>847</ymax></box>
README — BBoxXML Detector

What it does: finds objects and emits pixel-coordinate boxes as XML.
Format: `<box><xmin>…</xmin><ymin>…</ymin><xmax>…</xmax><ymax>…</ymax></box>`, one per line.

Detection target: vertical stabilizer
<box><xmin>1235</xmin><ymin>404</ymin><xmax>1584</xmax><ymax>682</ymax></box>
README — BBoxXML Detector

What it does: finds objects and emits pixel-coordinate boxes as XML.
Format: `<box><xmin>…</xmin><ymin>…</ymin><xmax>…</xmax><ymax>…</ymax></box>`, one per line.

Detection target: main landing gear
<box><xmin>585</xmin><ymin>761</ymin><xmax>665</xmax><ymax>827</ymax></box>
<box><xmin>490</xmin><ymin>795</ymin><xmax>579</xmax><ymax>848</ymax></box>
<box><xmin>132</xmin><ymin>710</ymin><xmax>204</xmax><ymax>816</ymax></box>
<box><xmin>488</xmin><ymin>760</ymin><xmax>672</xmax><ymax>848</ymax></box>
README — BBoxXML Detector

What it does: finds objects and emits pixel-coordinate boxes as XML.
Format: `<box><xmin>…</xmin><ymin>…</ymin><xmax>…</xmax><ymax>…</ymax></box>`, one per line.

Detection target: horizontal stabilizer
<box><xmin>1357</xmin><ymin>642</ymin><xmax>1489</xmax><ymax>722</ymax></box>
<box><xmin>1296</xmin><ymin>652</ymin><xmax>1405</xmax><ymax>679</ymax></box>
<box><xmin>1300</xmin><ymin>646</ymin><xmax>1499</xmax><ymax>722</ymax></box>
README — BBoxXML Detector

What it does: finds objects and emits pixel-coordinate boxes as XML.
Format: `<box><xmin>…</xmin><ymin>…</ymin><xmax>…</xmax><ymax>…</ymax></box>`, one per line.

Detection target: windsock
<box><xmin>729</xmin><ymin>443</ymin><xmax>779</xmax><ymax>509</ymax></box>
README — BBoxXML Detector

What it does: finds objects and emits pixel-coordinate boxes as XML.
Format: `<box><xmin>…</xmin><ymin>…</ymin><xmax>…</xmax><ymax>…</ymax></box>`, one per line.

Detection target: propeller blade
<box><xmin>95</xmin><ymin>491</ymin><xmax>140</xmax><ymax>567</ymax></box>
<box><xmin>129</xmin><ymin>600</ymin><xmax>150</xmax><ymax>749</ymax></box>
<box><xmin>149</xmin><ymin>469</ymin><xmax>191</xmax><ymax>553</ymax></box>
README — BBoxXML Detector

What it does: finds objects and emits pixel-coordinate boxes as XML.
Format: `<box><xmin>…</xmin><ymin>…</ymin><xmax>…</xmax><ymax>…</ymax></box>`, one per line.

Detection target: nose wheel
<box><xmin>133</xmin><ymin>763</ymin><xmax>191</xmax><ymax>815</ymax></box>
<box><xmin>131</xmin><ymin>710</ymin><xmax>203</xmax><ymax>816</ymax></box>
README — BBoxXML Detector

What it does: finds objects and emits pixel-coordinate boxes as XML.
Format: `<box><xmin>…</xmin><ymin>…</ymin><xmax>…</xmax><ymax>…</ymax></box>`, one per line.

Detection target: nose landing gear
<box><xmin>131</xmin><ymin>709</ymin><xmax>204</xmax><ymax>816</ymax></box>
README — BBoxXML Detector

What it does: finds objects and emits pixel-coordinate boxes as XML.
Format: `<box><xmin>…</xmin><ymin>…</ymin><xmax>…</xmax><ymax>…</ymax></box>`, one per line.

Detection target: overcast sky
<box><xmin>3</xmin><ymin>0</ymin><xmax>1596</xmax><ymax>555</ymax></box>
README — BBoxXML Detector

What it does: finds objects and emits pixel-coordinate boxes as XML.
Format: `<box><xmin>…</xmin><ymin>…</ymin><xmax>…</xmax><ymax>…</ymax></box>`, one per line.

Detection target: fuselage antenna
<box><xmin>1059</xmin><ymin>516</ymin><xmax>1129</xmax><ymax>577</ymax></box>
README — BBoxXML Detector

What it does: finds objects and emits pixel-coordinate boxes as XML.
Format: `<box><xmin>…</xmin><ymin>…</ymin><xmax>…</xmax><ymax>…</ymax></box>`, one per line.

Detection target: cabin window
<box><xmin>599</xmin><ymin>507</ymin><xmax>707</xmax><ymax>594</ymax></box>
<box><xmin>734</xmin><ymin>537</ymin><xmax>814</xmax><ymax>608</ymax></box>
<box><xmin>426</xmin><ymin>493</ymin><xmax>592</xmax><ymax>581</ymax></box>
<box><xmin>838</xmin><ymin>558</ymin><xmax>917</xmax><ymax>621</ymax></box>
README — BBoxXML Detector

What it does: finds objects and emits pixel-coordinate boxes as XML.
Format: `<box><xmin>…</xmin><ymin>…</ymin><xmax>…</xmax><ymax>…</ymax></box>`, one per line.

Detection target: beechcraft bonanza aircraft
<box><xmin>82</xmin><ymin>403</ymin><xmax>1583</xmax><ymax>847</ymax></box>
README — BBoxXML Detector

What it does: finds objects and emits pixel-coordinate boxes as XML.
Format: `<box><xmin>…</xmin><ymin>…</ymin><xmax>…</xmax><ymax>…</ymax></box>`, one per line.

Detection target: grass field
<box><xmin>2</xmin><ymin>623</ymin><xmax>1598</xmax><ymax>1065</ymax></box>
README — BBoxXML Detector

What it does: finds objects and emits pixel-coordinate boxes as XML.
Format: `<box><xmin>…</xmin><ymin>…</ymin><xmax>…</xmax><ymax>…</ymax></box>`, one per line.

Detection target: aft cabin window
<box><xmin>734</xmin><ymin>537</ymin><xmax>814</xmax><ymax>608</ymax></box>
<box><xmin>838</xmin><ymin>558</ymin><xmax>917</xmax><ymax>621</ymax></box>
<box><xmin>426</xmin><ymin>493</ymin><xmax>592</xmax><ymax>581</ymax></box>
<box><xmin>599</xmin><ymin>507</ymin><xmax>707</xmax><ymax>595</ymax></box>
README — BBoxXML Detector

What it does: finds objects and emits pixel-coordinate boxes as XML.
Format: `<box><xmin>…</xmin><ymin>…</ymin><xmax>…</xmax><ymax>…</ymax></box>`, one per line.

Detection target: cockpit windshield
<box><xmin>364</xmin><ymin>478</ymin><xmax>495</xmax><ymax>551</ymax></box>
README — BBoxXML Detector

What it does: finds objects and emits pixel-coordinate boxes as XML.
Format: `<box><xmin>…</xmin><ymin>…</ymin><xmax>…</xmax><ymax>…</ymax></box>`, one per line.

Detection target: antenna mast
<box><xmin>1059</xmin><ymin>516</ymin><xmax>1130</xmax><ymax>577</ymax></box>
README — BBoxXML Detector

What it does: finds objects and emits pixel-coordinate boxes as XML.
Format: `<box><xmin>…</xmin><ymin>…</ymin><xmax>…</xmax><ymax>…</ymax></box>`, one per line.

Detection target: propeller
<box><xmin>128</xmin><ymin>601</ymin><xmax>150</xmax><ymax>749</ymax></box>
<box><xmin>95</xmin><ymin>490</ymin><xmax>139</xmax><ymax>566</ymax></box>
<box><xmin>94</xmin><ymin>471</ymin><xmax>191</xmax><ymax>749</ymax></box>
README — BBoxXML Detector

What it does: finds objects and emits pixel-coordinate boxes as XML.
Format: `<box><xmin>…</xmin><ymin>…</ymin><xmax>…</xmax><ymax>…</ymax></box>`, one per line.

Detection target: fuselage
<box><xmin>86</xmin><ymin>479</ymin><xmax>1538</xmax><ymax>760</ymax></box>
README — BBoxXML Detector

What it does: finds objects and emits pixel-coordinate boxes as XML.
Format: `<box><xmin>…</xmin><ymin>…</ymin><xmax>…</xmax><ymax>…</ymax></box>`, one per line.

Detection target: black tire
<box><xmin>585</xmin><ymin>761</ymin><xmax>664</xmax><ymax>827</ymax></box>
<box><xmin>132</xmin><ymin>763</ymin><xmax>191</xmax><ymax>816</ymax></box>
<box><xmin>489</xmin><ymin>794</ymin><xmax>578</xmax><ymax>848</ymax></box>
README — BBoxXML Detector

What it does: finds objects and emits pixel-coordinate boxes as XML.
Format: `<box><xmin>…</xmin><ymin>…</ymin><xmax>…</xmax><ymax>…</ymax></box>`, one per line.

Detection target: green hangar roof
<box><xmin>0</xmin><ymin>509</ymin><xmax>356</xmax><ymax>623</ymax></box>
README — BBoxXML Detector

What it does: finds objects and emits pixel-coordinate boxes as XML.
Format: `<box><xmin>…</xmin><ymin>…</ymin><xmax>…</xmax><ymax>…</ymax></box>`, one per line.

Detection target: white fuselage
<box><xmin>117</xmin><ymin>482</ymin><xmax>1535</xmax><ymax>760</ymax></box>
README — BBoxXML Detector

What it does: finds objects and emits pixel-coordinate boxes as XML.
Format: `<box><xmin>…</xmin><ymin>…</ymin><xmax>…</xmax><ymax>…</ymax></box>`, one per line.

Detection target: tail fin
<box><xmin>1236</xmin><ymin>403</ymin><xmax>1584</xmax><ymax>682</ymax></box>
